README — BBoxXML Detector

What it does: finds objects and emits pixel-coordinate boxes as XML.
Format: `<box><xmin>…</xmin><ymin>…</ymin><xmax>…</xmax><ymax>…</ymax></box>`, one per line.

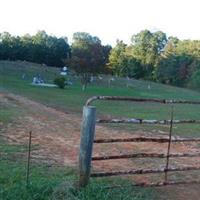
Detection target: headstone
<box><xmin>22</xmin><ymin>73</ymin><xmax>26</xmax><ymax>80</ymax></box>
<box><xmin>126</xmin><ymin>76</ymin><xmax>130</xmax><ymax>88</ymax></box>
<box><xmin>33</xmin><ymin>77</ymin><xmax>38</xmax><ymax>84</ymax></box>
<box><xmin>63</xmin><ymin>66</ymin><xmax>67</xmax><ymax>71</ymax></box>
<box><xmin>60</xmin><ymin>72</ymin><xmax>67</xmax><ymax>76</ymax></box>
<box><xmin>98</xmin><ymin>76</ymin><xmax>103</xmax><ymax>80</ymax></box>
<box><xmin>60</xmin><ymin>66</ymin><xmax>68</xmax><ymax>75</ymax></box>
<box><xmin>90</xmin><ymin>76</ymin><xmax>94</xmax><ymax>83</ymax></box>
<box><xmin>108</xmin><ymin>77</ymin><xmax>115</xmax><ymax>87</ymax></box>
<box><xmin>66</xmin><ymin>81</ymin><xmax>73</xmax><ymax>85</ymax></box>
<box><xmin>110</xmin><ymin>77</ymin><xmax>115</xmax><ymax>81</ymax></box>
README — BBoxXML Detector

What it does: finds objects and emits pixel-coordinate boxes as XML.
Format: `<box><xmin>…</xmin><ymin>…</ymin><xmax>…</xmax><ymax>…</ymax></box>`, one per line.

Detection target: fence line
<box><xmin>97</xmin><ymin>118</ymin><xmax>200</xmax><ymax>124</ymax></box>
<box><xmin>91</xmin><ymin>165</ymin><xmax>200</xmax><ymax>177</ymax></box>
<box><xmin>79</xmin><ymin>96</ymin><xmax>200</xmax><ymax>187</ymax></box>
<box><xmin>101</xmin><ymin>180</ymin><xmax>200</xmax><ymax>188</ymax></box>
<box><xmin>92</xmin><ymin>152</ymin><xmax>200</xmax><ymax>160</ymax></box>
<box><xmin>94</xmin><ymin>136</ymin><xmax>200</xmax><ymax>143</ymax></box>
<box><xmin>86</xmin><ymin>96</ymin><xmax>200</xmax><ymax>106</ymax></box>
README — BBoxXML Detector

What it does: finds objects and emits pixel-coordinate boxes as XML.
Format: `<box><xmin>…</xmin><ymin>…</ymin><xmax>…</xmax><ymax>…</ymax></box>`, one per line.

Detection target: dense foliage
<box><xmin>69</xmin><ymin>32</ymin><xmax>111</xmax><ymax>90</ymax></box>
<box><xmin>54</xmin><ymin>76</ymin><xmax>66</xmax><ymax>89</ymax></box>
<box><xmin>1</xmin><ymin>30</ymin><xmax>200</xmax><ymax>89</ymax></box>
<box><xmin>0</xmin><ymin>31</ymin><xmax>71</xmax><ymax>67</ymax></box>
<box><xmin>108</xmin><ymin>30</ymin><xmax>200</xmax><ymax>89</ymax></box>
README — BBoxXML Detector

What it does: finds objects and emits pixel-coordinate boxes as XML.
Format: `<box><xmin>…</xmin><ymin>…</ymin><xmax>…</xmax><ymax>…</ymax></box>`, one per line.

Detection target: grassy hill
<box><xmin>1</xmin><ymin>60</ymin><xmax>200</xmax><ymax>137</ymax></box>
<box><xmin>1</xmin><ymin>61</ymin><xmax>200</xmax><ymax>199</ymax></box>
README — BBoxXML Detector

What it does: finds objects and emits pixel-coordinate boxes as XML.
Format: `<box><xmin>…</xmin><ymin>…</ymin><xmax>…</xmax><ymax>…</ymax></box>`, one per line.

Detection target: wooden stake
<box><xmin>79</xmin><ymin>106</ymin><xmax>96</xmax><ymax>187</ymax></box>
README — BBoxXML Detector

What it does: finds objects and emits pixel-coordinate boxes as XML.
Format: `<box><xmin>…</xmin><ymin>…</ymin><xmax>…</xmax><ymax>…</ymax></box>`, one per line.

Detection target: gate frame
<box><xmin>79</xmin><ymin>96</ymin><xmax>200</xmax><ymax>187</ymax></box>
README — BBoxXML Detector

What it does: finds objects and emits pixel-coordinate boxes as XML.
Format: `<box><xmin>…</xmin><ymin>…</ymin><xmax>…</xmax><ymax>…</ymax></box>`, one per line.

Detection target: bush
<box><xmin>188</xmin><ymin>69</ymin><xmax>200</xmax><ymax>89</ymax></box>
<box><xmin>54</xmin><ymin>76</ymin><xmax>66</xmax><ymax>89</ymax></box>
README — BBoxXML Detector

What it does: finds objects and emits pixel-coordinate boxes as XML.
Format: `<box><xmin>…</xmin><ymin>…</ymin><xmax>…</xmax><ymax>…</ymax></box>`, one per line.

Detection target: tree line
<box><xmin>0</xmin><ymin>31</ymin><xmax>71</xmax><ymax>67</ymax></box>
<box><xmin>1</xmin><ymin>30</ymin><xmax>200</xmax><ymax>89</ymax></box>
<box><xmin>109</xmin><ymin>30</ymin><xmax>200</xmax><ymax>89</ymax></box>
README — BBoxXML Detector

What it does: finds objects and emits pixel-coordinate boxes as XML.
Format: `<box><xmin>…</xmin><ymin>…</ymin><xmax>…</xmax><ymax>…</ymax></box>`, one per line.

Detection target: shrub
<box><xmin>188</xmin><ymin>69</ymin><xmax>200</xmax><ymax>89</ymax></box>
<box><xmin>54</xmin><ymin>76</ymin><xmax>66</xmax><ymax>89</ymax></box>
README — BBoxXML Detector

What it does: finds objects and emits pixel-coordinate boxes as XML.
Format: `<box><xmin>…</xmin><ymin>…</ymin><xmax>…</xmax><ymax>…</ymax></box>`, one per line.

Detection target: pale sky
<box><xmin>0</xmin><ymin>0</ymin><xmax>200</xmax><ymax>46</ymax></box>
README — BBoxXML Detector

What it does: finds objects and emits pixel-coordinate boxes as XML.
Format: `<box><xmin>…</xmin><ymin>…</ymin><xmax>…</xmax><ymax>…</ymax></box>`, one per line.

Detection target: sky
<box><xmin>0</xmin><ymin>0</ymin><xmax>200</xmax><ymax>46</ymax></box>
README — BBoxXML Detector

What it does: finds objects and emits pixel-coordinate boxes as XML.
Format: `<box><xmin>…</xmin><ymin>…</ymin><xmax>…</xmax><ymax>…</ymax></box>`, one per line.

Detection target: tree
<box><xmin>69</xmin><ymin>32</ymin><xmax>107</xmax><ymax>91</ymax></box>
<box><xmin>31</xmin><ymin>31</ymin><xmax>70</xmax><ymax>67</ymax></box>
<box><xmin>0</xmin><ymin>32</ymin><xmax>14</xmax><ymax>60</ymax></box>
<box><xmin>156</xmin><ymin>38</ymin><xmax>200</xmax><ymax>86</ymax></box>
<box><xmin>108</xmin><ymin>40</ymin><xmax>143</xmax><ymax>78</ymax></box>
<box><xmin>0</xmin><ymin>31</ymin><xmax>71</xmax><ymax>67</ymax></box>
<box><xmin>108</xmin><ymin>40</ymin><xmax>127</xmax><ymax>76</ymax></box>
<box><xmin>101</xmin><ymin>45</ymin><xmax>112</xmax><ymax>74</ymax></box>
<box><xmin>131</xmin><ymin>30</ymin><xmax>167</xmax><ymax>79</ymax></box>
<box><xmin>188</xmin><ymin>68</ymin><xmax>200</xmax><ymax>89</ymax></box>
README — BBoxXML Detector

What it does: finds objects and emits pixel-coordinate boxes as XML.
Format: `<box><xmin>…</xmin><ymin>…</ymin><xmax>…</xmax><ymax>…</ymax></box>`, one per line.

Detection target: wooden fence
<box><xmin>79</xmin><ymin>96</ymin><xmax>200</xmax><ymax>187</ymax></box>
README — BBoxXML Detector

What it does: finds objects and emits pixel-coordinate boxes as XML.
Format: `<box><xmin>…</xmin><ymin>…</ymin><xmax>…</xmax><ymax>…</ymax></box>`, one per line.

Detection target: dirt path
<box><xmin>1</xmin><ymin>92</ymin><xmax>200</xmax><ymax>199</ymax></box>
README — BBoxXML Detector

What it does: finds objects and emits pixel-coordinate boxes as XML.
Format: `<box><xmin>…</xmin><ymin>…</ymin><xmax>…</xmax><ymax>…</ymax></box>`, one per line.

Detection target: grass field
<box><xmin>1</xmin><ymin>60</ymin><xmax>200</xmax><ymax>199</ymax></box>
<box><xmin>1</xmin><ymin>60</ymin><xmax>200</xmax><ymax>137</ymax></box>
<box><xmin>2</xmin><ymin>60</ymin><xmax>200</xmax><ymax>115</ymax></box>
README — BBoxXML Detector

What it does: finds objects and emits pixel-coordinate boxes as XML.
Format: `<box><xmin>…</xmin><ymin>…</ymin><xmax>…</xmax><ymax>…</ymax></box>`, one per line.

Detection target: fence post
<box><xmin>79</xmin><ymin>106</ymin><xmax>96</xmax><ymax>187</ymax></box>
<box><xmin>26</xmin><ymin>131</ymin><xmax>32</xmax><ymax>188</ymax></box>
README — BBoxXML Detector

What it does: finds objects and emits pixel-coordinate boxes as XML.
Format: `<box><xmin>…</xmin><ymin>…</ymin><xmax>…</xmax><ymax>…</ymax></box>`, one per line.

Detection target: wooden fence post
<box><xmin>79</xmin><ymin>106</ymin><xmax>96</xmax><ymax>187</ymax></box>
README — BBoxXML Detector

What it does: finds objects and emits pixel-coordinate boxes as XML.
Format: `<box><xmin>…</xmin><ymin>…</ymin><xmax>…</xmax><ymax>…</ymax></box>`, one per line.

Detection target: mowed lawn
<box><xmin>1</xmin><ymin>60</ymin><xmax>200</xmax><ymax>137</ymax></box>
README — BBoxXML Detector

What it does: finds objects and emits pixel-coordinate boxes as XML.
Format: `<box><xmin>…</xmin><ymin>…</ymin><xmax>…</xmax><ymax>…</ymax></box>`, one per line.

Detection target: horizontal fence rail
<box><xmin>91</xmin><ymin>165</ymin><xmax>200</xmax><ymax>177</ymax></box>
<box><xmin>97</xmin><ymin>118</ymin><xmax>200</xmax><ymax>124</ymax></box>
<box><xmin>92</xmin><ymin>152</ymin><xmax>200</xmax><ymax>161</ymax></box>
<box><xmin>102</xmin><ymin>180</ymin><xmax>200</xmax><ymax>188</ymax></box>
<box><xmin>86</xmin><ymin>96</ymin><xmax>200</xmax><ymax>106</ymax></box>
<box><xmin>79</xmin><ymin>96</ymin><xmax>200</xmax><ymax>187</ymax></box>
<box><xmin>94</xmin><ymin>136</ymin><xmax>200</xmax><ymax>143</ymax></box>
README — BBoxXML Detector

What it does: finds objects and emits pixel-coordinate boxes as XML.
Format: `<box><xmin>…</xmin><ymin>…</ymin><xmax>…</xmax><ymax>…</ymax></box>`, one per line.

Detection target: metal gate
<box><xmin>79</xmin><ymin>96</ymin><xmax>200</xmax><ymax>187</ymax></box>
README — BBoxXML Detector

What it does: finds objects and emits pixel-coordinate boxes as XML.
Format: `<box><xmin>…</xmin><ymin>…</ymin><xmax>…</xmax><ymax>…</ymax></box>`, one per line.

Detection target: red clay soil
<box><xmin>1</xmin><ymin>92</ymin><xmax>200</xmax><ymax>200</ymax></box>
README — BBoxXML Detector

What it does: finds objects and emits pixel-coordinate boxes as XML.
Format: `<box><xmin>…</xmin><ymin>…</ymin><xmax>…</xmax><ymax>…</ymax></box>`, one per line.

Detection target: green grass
<box><xmin>1</xmin><ymin>60</ymin><xmax>200</xmax><ymax>199</ymax></box>
<box><xmin>1</xmin><ymin>60</ymin><xmax>200</xmax><ymax>136</ymax></box>
<box><xmin>0</xmin><ymin>158</ymin><xmax>155</xmax><ymax>200</ymax></box>
<box><xmin>2</xmin><ymin>60</ymin><xmax>200</xmax><ymax>113</ymax></box>
<box><xmin>0</xmin><ymin>131</ymin><xmax>155</xmax><ymax>200</ymax></box>
<box><xmin>70</xmin><ymin>179</ymin><xmax>155</xmax><ymax>200</ymax></box>
<box><xmin>0</xmin><ymin>136</ymin><xmax>154</xmax><ymax>200</ymax></box>
<box><xmin>0</xmin><ymin>102</ymin><xmax>19</xmax><ymax>125</ymax></box>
